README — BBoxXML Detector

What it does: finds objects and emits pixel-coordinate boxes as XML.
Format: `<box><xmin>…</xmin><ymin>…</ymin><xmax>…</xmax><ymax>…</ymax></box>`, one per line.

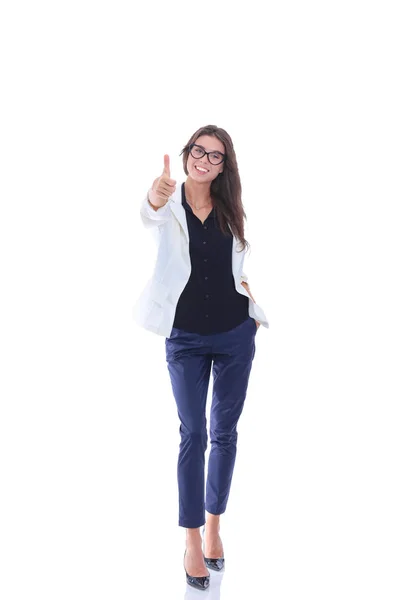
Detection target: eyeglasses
<box><xmin>188</xmin><ymin>143</ymin><xmax>225</xmax><ymax>165</ymax></box>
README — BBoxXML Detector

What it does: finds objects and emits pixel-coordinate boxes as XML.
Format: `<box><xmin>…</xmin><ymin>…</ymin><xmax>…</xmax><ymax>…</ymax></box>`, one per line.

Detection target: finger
<box><xmin>159</xmin><ymin>190</ymin><xmax>175</xmax><ymax>203</ymax></box>
<box><xmin>162</xmin><ymin>177</ymin><xmax>176</xmax><ymax>187</ymax></box>
<box><xmin>163</xmin><ymin>154</ymin><xmax>170</xmax><ymax>177</ymax></box>
<box><xmin>159</xmin><ymin>183</ymin><xmax>176</xmax><ymax>197</ymax></box>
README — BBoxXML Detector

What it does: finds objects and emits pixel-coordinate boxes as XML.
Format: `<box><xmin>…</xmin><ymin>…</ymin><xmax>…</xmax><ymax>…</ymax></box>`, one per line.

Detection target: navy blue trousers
<box><xmin>165</xmin><ymin>315</ymin><xmax>257</xmax><ymax>528</ymax></box>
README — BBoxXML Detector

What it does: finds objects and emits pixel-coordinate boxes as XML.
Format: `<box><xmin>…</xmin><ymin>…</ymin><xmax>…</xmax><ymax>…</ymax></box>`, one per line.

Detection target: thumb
<box><xmin>163</xmin><ymin>154</ymin><xmax>170</xmax><ymax>177</ymax></box>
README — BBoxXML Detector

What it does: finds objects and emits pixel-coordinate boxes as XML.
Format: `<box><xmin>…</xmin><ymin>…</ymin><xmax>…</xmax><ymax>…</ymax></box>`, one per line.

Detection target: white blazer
<box><xmin>132</xmin><ymin>183</ymin><xmax>269</xmax><ymax>337</ymax></box>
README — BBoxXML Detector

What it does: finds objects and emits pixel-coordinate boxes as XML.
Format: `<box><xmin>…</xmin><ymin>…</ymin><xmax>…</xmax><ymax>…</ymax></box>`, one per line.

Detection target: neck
<box><xmin>184</xmin><ymin>177</ymin><xmax>212</xmax><ymax>208</ymax></box>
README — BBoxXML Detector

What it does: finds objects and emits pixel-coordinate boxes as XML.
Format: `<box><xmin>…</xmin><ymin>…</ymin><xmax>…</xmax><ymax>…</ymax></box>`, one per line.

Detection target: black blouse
<box><xmin>172</xmin><ymin>183</ymin><xmax>249</xmax><ymax>335</ymax></box>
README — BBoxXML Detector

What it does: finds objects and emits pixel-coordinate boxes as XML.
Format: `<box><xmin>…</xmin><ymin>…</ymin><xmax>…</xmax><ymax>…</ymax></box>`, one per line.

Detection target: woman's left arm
<box><xmin>241</xmin><ymin>281</ymin><xmax>260</xmax><ymax>329</ymax></box>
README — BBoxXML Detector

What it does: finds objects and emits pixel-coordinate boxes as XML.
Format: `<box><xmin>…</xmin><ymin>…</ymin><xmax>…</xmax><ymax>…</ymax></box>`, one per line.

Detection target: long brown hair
<box><xmin>179</xmin><ymin>125</ymin><xmax>250</xmax><ymax>253</ymax></box>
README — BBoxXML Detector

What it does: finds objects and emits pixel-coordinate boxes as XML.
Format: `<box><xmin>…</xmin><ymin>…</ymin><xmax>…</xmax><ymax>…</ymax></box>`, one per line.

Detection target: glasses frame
<box><xmin>188</xmin><ymin>143</ymin><xmax>226</xmax><ymax>166</ymax></box>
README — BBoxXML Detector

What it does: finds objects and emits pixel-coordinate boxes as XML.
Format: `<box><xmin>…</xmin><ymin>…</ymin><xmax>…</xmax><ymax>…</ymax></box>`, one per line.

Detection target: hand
<box><xmin>149</xmin><ymin>155</ymin><xmax>177</xmax><ymax>207</ymax></box>
<box><xmin>255</xmin><ymin>320</ymin><xmax>261</xmax><ymax>330</ymax></box>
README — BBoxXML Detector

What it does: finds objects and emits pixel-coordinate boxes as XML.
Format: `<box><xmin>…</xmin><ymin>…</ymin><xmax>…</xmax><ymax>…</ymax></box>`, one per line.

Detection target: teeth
<box><xmin>196</xmin><ymin>166</ymin><xmax>208</xmax><ymax>172</ymax></box>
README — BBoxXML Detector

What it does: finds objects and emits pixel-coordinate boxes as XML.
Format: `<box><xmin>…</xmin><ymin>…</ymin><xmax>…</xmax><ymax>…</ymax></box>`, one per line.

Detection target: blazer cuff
<box><xmin>140</xmin><ymin>191</ymin><xmax>172</xmax><ymax>226</ymax></box>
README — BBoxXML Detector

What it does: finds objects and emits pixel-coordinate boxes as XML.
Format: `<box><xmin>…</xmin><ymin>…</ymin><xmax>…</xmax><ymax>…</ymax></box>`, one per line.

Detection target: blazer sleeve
<box><xmin>140</xmin><ymin>191</ymin><xmax>173</xmax><ymax>229</ymax></box>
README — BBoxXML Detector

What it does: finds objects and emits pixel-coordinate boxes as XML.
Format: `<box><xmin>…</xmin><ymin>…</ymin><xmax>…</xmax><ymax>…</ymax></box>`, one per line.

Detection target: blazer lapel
<box><xmin>170</xmin><ymin>183</ymin><xmax>189</xmax><ymax>243</ymax></box>
<box><xmin>230</xmin><ymin>226</ymin><xmax>243</xmax><ymax>280</ymax></box>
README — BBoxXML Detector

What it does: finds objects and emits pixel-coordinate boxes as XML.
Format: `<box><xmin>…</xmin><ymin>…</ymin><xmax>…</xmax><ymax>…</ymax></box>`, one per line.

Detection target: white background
<box><xmin>1</xmin><ymin>1</ymin><xmax>399</xmax><ymax>598</ymax></box>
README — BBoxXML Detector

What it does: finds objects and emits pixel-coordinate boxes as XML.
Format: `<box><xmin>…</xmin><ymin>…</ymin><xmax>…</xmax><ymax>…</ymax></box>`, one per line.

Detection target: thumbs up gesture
<box><xmin>148</xmin><ymin>155</ymin><xmax>177</xmax><ymax>208</ymax></box>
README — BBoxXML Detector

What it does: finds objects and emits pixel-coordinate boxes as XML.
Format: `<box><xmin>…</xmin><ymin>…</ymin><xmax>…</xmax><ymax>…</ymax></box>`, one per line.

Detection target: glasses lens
<box><xmin>209</xmin><ymin>152</ymin><xmax>224</xmax><ymax>165</ymax></box>
<box><xmin>190</xmin><ymin>145</ymin><xmax>205</xmax><ymax>159</ymax></box>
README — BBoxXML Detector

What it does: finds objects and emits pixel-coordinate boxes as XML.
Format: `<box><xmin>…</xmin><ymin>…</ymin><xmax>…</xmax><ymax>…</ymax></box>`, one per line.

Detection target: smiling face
<box><xmin>186</xmin><ymin>135</ymin><xmax>225</xmax><ymax>183</ymax></box>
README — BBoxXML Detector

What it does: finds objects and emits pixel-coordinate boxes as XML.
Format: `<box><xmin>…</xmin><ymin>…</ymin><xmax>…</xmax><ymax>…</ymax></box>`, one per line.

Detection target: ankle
<box><xmin>205</xmin><ymin>513</ymin><xmax>220</xmax><ymax>532</ymax></box>
<box><xmin>205</xmin><ymin>522</ymin><xmax>220</xmax><ymax>535</ymax></box>
<box><xmin>204</xmin><ymin>525</ymin><xmax>220</xmax><ymax>537</ymax></box>
<box><xmin>186</xmin><ymin>528</ymin><xmax>202</xmax><ymax>546</ymax></box>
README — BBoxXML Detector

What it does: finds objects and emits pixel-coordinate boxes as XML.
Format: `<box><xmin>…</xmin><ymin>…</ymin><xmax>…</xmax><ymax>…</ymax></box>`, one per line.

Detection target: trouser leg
<box><xmin>165</xmin><ymin>331</ymin><xmax>212</xmax><ymax>528</ymax></box>
<box><xmin>206</xmin><ymin>317</ymin><xmax>256</xmax><ymax>516</ymax></box>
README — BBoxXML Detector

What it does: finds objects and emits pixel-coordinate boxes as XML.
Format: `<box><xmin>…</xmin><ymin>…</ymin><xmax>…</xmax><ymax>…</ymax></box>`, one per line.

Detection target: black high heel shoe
<box><xmin>202</xmin><ymin>526</ymin><xmax>225</xmax><ymax>572</ymax></box>
<box><xmin>183</xmin><ymin>549</ymin><xmax>210</xmax><ymax>591</ymax></box>
<box><xmin>204</xmin><ymin>556</ymin><xmax>225</xmax><ymax>571</ymax></box>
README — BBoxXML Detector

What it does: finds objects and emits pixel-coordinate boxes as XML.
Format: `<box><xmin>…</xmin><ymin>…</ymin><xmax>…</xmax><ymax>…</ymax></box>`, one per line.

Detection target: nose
<box><xmin>198</xmin><ymin>156</ymin><xmax>210</xmax><ymax>167</ymax></box>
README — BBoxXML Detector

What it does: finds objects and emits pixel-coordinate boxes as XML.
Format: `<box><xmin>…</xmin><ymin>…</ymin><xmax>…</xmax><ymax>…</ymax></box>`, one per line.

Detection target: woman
<box><xmin>134</xmin><ymin>125</ymin><xmax>269</xmax><ymax>591</ymax></box>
